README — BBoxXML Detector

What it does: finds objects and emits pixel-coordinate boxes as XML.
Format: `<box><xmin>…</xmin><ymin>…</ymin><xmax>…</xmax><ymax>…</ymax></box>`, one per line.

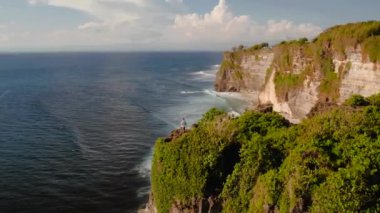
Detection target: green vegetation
<box><xmin>248</xmin><ymin>42</ymin><xmax>269</xmax><ymax>52</ymax></box>
<box><xmin>152</xmin><ymin>93</ymin><xmax>380</xmax><ymax>212</ymax></box>
<box><xmin>279</xmin><ymin>38</ymin><xmax>309</xmax><ymax>46</ymax></box>
<box><xmin>315</xmin><ymin>21</ymin><xmax>380</xmax><ymax>60</ymax></box>
<box><xmin>363</xmin><ymin>36</ymin><xmax>380</xmax><ymax>63</ymax></box>
<box><xmin>274</xmin><ymin>72</ymin><xmax>304</xmax><ymax>100</ymax></box>
<box><xmin>217</xmin><ymin>42</ymin><xmax>270</xmax><ymax>88</ymax></box>
<box><xmin>344</xmin><ymin>94</ymin><xmax>370</xmax><ymax>107</ymax></box>
<box><xmin>266</xmin><ymin>21</ymin><xmax>380</xmax><ymax>101</ymax></box>
<box><xmin>368</xmin><ymin>93</ymin><xmax>380</xmax><ymax>106</ymax></box>
<box><xmin>217</xmin><ymin>21</ymin><xmax>380</xmax><ymax>101</ymax></box>
<box><xmin>151</xmin><ymin>108</ymin><xmax>238</xmax><ymax>212</ymax></box>
<box><xmin>218</xmin><ymin>51</ymin><xmax>245</xmax><ymax>84</ymax></box>
<box><xmin>270</xmin><ymin>41</ymin><xmax>316</xmax><ymax>100</ymax></box>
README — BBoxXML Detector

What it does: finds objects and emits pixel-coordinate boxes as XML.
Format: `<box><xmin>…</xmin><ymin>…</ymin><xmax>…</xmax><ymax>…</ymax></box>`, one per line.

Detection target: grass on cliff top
<box><xmin>216</xmin><ymin>20</ymin><xmax>380</xmax><ymax>113</ymax></box>
<box><xmin>151</xmin><ymin>108</ymin><xmax>289</xmax><ymax>212</ymax></box>
<box><xmin>315</xmin><ymin>21</ymin><xmax>380</xmax><ymax>61</ymax></box>
<box><xmin>266</xmin><ymin>21</ymin><xmax>380</xmax><ymax>102</ymax></box>
<box><xmin>152</xmin><ymin>93</ymin><xmax>380</xmax><ymax>213</ymax></box>
<box><xmin>363</xmin><ymin>36</ymin><xmax>380</xmax><ymax>62</ymax></box>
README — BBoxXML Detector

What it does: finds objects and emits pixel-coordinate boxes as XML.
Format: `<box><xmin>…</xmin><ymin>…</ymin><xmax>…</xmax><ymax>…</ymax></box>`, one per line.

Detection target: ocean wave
<box><xmin>180</xmin><ymin>89</ymin><xmax>221</xmax><ymax>97</ymax></box>
<box><xmin>137</xmin><ymin>186</ymin><xmax>151</xmax><ymax>198</ymax></box>
<box><xmin>190</xmin><ymin>70</ymin><xmax>216</xmax><ymax>77</ymax></box>
<box><xmin>135</xmin><ymin>149</ymin><xmax>153</xmax><ymax>179</ymax></box>
<box><xmin>180</xmin><ymin>90</ymin><xmax>204</xmax><ymax>94</ymax></box>
<box><xmin>203</xmin><ymin>89</ymin><xmax>219</xmax><ymax>97</ymax></box>
<box><xmin>188</xmin><ymin>64</ymin><xmax>219</xmax><ymax>81</ymax></box>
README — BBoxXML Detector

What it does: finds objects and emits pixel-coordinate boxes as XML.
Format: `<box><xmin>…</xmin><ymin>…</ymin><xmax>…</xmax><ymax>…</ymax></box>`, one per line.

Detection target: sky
<box><xmin>0</xmin><ymin>0</ymin><xmax>379</xmax><ymax>52</ymax></box>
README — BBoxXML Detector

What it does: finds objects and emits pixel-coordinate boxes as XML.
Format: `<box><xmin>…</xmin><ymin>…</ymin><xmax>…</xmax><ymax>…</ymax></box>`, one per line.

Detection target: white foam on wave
<box><xmin>203</xmin><ymin>89</ymin><xmax>217</xmax><ymax>96</ymax></box>
<box><xmin>137</xmin><ymin>186</ymin><xmax>151</xmax><ymax>198</ymax></box>
<box><xmin>180</xmin><ymin>90</ymin><xmax>204</xmax><ymax>94</ymax></box>
<box><xmin>188</xmin><ymin>65</ymin><xmax>219</xmax><ymax>81</ymax></box>
<box><xmin>180</xmin><ymin>89</ymin><xmax>228</xmax><ymax>101</ymax></box>
<box><xmin>190</xmin><ymin>70</ymin><xmax>216</xmax><ymax>77</ymax></box>
<box><xmin>133</xmin><ymin>147</ymin><xmax>154</xmax><ymax>197</ymax></box>
<box><xmin>180</xmin><ymin>89</ymin><xmax>221</xmax><ymax>96</ymax></box>
<box><xmin>215</xmin><ymin>92</ymin><xmax>251</xmax><ymax>113</ymax></box>
<box><xmin>135</xmin><ymin>148</ymin><xmax>153</xmax><ymax>179</ymax></box>
<box><xmin>216</xmin><ymin>92</ymin><xmax>249</xmax><ymax>100</ymax></box>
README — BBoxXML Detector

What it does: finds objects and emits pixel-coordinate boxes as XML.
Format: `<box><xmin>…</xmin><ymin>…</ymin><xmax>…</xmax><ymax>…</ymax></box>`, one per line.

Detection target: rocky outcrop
<box><xmin>215</xmin><ymin>49</ymin><xmax>273</xmax><ymax>105</ymax></box>
<box><xmin>168</xmin><ymin>196</ymin><xmax>222</xmax><ymax>213</ymax></box>
<box><xmin>139</xmin><ymin>192</ymin><xmax>222</xmax><ymax>213</ymax></box>
<box><xmin>215</xmin><ymin>22</ymin><xmax>380</xmax><ymax>122</ymax></box>
<box><xmin>138</xmin><ymin>192</ymin><xmax>157</xmax><ymax>213</ymax></box>
<box><xmin>337</xmin><ymin>47</ymin><xmax>380</xmax><ymax>103</ymax></box>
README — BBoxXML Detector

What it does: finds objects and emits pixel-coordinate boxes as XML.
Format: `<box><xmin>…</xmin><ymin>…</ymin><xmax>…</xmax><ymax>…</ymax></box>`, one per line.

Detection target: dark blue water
<box><xmin>0</xmin><ymin>52</ymin><xmax>235</xmax><ymax>213</ymax></box>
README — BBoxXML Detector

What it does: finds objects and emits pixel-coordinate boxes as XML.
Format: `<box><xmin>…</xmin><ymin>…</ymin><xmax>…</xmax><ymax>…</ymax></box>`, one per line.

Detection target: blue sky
<box><xmin>0</xmin><ymin>0</ymin><xmax>379</xmax><ymax>51</ymax></box>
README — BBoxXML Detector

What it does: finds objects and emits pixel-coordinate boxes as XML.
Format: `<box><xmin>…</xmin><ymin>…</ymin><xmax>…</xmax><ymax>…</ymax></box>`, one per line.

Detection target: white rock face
<box><xmin>216</xmin><ymin>47</ymin><xmax>380</xmax><ymax>123</ymax></box>
<box><xmin>258</xmin><ymin>69</ymin><xmax>292</xmax><ymax>120</ymax></box>
<box><xmin>258</xmin><ymin>68</ymin><xmax>319</xmax><ymax>123</ymax></box>
<box><xmin>239</xmin><ymin>51</ymin><xmax>274</xmax><ymax>105</ymax></box>
<box><xmin>284</xmin><ymin>77</ymin><xmax>320</xmax><ymax>122</ymax></box>
<box><xmin>240</xmin><ymin>51</ymin><xmax>274</xmax><ymax>91</ymax></box>
<box><xmin>215</xmin><ymin>50</ymin><xmax>273</xmax><ymax>97</ymax></box>
<box><xmin>337</xmin><ymin>48</ymin><xmax>380</xmax><ymax>103</ymax></box>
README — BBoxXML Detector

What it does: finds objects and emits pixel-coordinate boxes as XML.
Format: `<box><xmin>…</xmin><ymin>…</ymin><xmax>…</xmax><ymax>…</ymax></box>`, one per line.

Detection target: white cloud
<box><xmin>0</xmin><ymin>34</ymin><xmax>8</xmax><ymax>42</ymax></box>
<box><xmin>265</xmin><ymin>20</ymin><xmax>322</xmax><ymax>39</ymax></box>
<box><xmin>28</xmin><ymin>0</ymin><xmax>179</xmax><ymax>31</ymax></box>
<box><xmin>0</xmin><ymin>23</ymin><xmax>9</xmax><ymax>43</ymax></box>
<box><xmin>164</xmin><ymin>0</ymin><xmax>322</xmax><ymax>48</ymax></box>
<box><xmin>165</xmin><ymin>0</ymin><xmax>253</xmax><ymax>44</ymax></box>
<box><xmin>0</xmin><ymin>0</ymin><xmax>322</xmax><ymax>50</ymax></box>
<box><xmin>165</xmin><ymin>0</ymin><xmax>183</xmax><ymax>4</ymax></box>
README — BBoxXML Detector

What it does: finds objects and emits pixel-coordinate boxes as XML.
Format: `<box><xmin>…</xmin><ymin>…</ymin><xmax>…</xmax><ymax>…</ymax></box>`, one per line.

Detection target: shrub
<box><xmin>151</xmin><ymin>108</ymin><xmax>235</xmax><ymax>212</ymax></box>
<box><xmin>248</xmin><ymin>42</ymin><xmax>269</xmax><ymax>52</ymax></box>
<box><xmin>344</xmin><ymin>94</ymin><xmax>369</xmax><ymax>106</ymax></box>
<box><xmin>363</xmin><ymin>36</ymin><xmax>380</xmax><ymax>62</ymax></box>
<box><xmin>152</xmin><ymin>99</ymin><xmax>380</xmax><ymax>212</ymax></box>
<box><xmin>200</xmin><ymin>108</ymin><xmax>226</xmax><ymax>122</ymax></box>
<box><xmin>367</xmin><ymin>93</ymin><xmax>380</xmax><ymax>106</ymax></box>
<box><xmin>298</xmin><ymin>37</ymin><xmax>309</xmax><ymax>45</ymax></box>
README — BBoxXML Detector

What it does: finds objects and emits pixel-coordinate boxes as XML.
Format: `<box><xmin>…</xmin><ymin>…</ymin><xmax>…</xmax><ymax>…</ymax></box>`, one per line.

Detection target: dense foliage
<box><xmin>316</xmin><ymin>21</ymin><xmax>380</xmax><ymax>62</ymax></box>
<box><xmin>151</xmin><ymin>93</ymin><xmax>380</xmax><ymax>212</ymax></box>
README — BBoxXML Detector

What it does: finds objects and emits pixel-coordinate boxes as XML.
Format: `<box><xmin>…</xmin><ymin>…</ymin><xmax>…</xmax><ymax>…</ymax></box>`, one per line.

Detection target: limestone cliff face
<box><xmin>337</xmin><ymin>47</ymin><xmax>380</xmax><ymax>103</ymax></box>
<box><xmin>215</xmin><ymin>49</ymin><xmax>274</xmax><ymax>108</ymax></box>
<box><xmin>215</xmin><ymin>49</ymin><xmax>273</xmax><ymax>96</ymax></box>
<box><xmin>215</xmin><ymin>45</ymin><xmax>380</xmax><ymax>122</ymax></box>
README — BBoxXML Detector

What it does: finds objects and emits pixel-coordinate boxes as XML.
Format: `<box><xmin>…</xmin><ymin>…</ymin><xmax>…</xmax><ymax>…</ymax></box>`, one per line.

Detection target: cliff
<box><xmin>149</xmin><ymin>97</ymin><xmax>380</xmax><ymax>213</ymax></box>
<box><xmin>144</xmin><ymin>21</ymin><xmax>380</xmax><ymax>213</ymax></box>
<box><xmin>215</xmin><ymin>21</ymin><xmax>380</xmax><ymax>122</ymax></box>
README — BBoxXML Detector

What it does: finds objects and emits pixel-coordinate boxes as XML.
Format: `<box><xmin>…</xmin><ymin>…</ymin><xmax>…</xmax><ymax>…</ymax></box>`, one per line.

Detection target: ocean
<box><xmin>0</xmin><ymin>52</ymin><xmax>247</xmax><ymax>213</ymax></box>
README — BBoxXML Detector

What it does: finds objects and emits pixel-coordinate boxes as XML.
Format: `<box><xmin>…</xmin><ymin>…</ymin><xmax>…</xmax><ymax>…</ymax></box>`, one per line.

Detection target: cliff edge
<box><xmin>149</xmin><ymin>97</ymin><xmax>380</xmax><ymax>212</ymax></box>
<box><xmin>215</xmin><ymin>21</ymin><xmax>380</xmax><ymax>122</ymax></box>
<box><xmin>144</xmin><ymin>21</ymin><xmax>380</xmax><ymax>213</ymax></box>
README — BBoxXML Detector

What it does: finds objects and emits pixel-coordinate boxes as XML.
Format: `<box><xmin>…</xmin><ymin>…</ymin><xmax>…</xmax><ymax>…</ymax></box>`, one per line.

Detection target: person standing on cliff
<box><xmin>180</xmin><ymin>117</ymin><xmax>187</xmax><ymax>131</ymax></box>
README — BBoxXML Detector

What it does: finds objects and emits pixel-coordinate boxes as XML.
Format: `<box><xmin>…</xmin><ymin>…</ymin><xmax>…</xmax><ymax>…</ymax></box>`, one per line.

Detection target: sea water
<box><xmin>0</xmin><ymin>52</ymin><xmax>247</xmax><ymax>213</ymax></box>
